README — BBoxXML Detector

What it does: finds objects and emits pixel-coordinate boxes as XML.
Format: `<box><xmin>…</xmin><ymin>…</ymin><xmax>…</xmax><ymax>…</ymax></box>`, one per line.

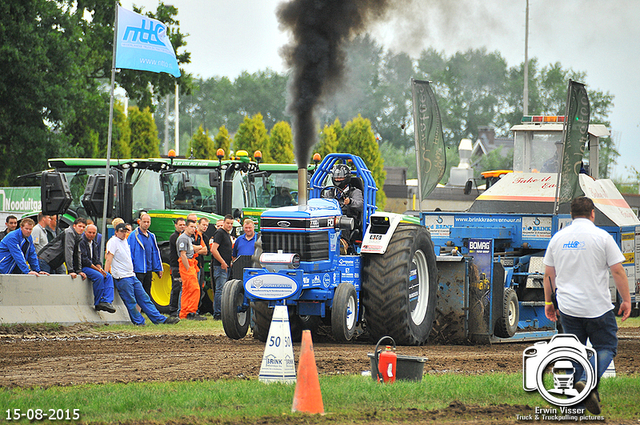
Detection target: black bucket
<box><xmin>367</xmin><ymin>353</ymin><xmax>427</xmax><ymax>382</ymax></box>
<box><xmin>368</xmin><ymin>336</ymin><xmax>427</xmax><ymax>382</ymax></box>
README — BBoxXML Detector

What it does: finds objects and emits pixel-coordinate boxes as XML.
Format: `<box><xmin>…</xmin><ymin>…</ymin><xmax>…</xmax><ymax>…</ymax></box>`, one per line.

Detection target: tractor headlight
<box><xmin>336</xmin><ymin>216</ymin><xmax>354</xmax><ymax>232</ymax></box>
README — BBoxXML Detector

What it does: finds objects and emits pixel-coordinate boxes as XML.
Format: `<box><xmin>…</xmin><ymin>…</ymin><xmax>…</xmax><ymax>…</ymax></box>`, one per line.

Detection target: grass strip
<box><xmin>1</xmin><ymin>373</ymin><xmax>638</xmax><ymax>423</ymax></box>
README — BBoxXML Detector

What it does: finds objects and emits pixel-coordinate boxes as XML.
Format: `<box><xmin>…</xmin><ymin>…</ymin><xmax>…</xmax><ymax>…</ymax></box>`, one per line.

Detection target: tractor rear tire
<box><xmin>221</xmin><ymin>279</ymin><xmax>250</xmax><ymax>340</ymax></box>
<box><xmin>251</xmin><ymin>301</ymin><xmax>272</xmax><ymax>342</ymax></box>
<box><xmin>331</xmin><ymin>283</ymin><xmax>358</xmax><ymax>342</ymax></box>
<box><xmin>494</xmin><ymin>287</ymin><xmax>519</xmax><ymax>338</ymax></box>
<box><xmin>361</xmin><ymin>224</ymin><xmax>438</xmax><ymax>345</ymax></box>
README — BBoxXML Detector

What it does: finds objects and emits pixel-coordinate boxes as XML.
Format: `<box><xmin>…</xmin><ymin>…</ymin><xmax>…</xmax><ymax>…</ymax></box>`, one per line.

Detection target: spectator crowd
<box><xmin>0</xmin><ymin>212</ymin><xmax>258</xmax><ymax>326</ymax></box>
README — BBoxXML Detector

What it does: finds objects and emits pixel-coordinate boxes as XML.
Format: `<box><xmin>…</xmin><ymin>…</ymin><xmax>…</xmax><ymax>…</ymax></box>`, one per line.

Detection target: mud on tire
<box><xmin>361</xmin><ymin>224</ymin><xmax>438</xmax><ymax>345</ymax></box>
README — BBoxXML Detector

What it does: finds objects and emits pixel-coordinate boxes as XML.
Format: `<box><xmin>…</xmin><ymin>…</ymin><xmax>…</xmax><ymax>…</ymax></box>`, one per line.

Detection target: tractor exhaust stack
<box><xmin>298</xmin><ymin>168</ymin><xmax>308</xmax><ymax>206</ymax></box>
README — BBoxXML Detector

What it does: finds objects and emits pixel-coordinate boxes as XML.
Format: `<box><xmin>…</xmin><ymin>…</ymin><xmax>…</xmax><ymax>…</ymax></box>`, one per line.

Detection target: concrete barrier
<box><xmin>0</xmin><ymin>274</ymin><xmax>131</xmax><ymax>325</ymax></box>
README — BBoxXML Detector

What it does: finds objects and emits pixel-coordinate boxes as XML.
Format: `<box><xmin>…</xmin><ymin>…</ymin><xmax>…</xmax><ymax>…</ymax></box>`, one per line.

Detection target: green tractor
<box><xmin>38</xmin><ymin>153</ymin><xmax>321</xmax><ymax>313</ymax></box>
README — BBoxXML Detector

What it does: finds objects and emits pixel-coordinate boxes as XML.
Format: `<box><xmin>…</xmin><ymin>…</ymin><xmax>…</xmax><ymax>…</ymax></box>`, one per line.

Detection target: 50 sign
<box><xmin>268</xmin><ymin>335</ymin><xmax>292</xmax><ymax>348</ymax></box>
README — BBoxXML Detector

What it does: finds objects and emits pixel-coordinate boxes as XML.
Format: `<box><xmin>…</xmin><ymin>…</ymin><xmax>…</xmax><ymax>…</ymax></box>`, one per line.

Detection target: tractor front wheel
<box><xmin>331</xmin><ymin>283</ymin><xmax>358</xmax><ymax>342</ymax></box>
<box><xmin>221</xmin><ymin>279</ymin><xmax>250</xmax><ymax>339</ymax></box>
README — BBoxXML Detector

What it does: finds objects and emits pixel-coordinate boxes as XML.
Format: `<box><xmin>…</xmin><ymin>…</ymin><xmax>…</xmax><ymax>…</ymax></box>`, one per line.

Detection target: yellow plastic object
<box><xmin>150</xmin><ymin>263</ymin><xmax>172</xmax><ymax>307</ymax></box>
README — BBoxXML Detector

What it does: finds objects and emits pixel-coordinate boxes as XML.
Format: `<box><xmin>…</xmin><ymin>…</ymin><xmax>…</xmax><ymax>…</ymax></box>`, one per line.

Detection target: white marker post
<box><xmin>258</xmin><ymin>304</ymin><xmax>296</xmax><ymax>384</ymax></box>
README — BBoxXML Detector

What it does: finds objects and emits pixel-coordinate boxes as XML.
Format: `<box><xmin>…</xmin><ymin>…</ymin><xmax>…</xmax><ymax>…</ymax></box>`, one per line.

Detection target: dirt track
<box><xmin>0</xmin><ymin>325</ymin><xmax>638</xmax><ymax>389</ymax></box>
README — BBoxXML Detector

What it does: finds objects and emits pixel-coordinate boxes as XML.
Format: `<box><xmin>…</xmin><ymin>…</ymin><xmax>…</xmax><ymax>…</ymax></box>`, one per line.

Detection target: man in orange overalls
<box><xmin>177</xmin><ymin>219</ymin><xmax>206</xmax><ymax>320</ymax></box>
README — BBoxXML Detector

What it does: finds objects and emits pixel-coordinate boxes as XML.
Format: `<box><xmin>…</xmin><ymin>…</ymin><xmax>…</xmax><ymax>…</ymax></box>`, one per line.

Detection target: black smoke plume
<box><xmin>277</xmin><ymin>0</ymin><xmax>392</xmax><ymax>167</ymax></box>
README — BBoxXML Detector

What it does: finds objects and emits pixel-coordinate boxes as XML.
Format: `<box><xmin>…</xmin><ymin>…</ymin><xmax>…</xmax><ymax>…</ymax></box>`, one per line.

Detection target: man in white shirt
<box><xmin>544</xmin><ymin>197</ymin><xmax>631</xmax><ymax>414</ymax></box>
<box><xmin>105</xmin><ymin>223</ymin><xmax>179</xmax><ymax>326</ymax></box>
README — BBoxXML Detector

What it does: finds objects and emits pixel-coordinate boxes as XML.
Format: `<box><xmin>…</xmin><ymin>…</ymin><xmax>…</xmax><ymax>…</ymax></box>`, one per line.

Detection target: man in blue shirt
<box><xmin>128</xmin><ymin>213</ymin><xmax>163</xmax><ymax>297</ymax></box>
<box><xmin>230</xmin><ymin>218</ymin><xmax>257</xmax><ymax>281</ymax></box>
<box><xmin>232</xmin><ymin>219</ymin><xmax>257</xmax><ymax>259</ymax></box>
<box><xmin>0</xmin><ymin>218</ymin><xmax>47</xmax><ymax>275</ymax></box>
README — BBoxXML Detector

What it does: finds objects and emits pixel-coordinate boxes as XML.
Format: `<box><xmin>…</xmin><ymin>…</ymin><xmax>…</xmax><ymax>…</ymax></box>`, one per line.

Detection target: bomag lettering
<box><xmin>469</xmin><ymin>241</ymin><xmax>490</xmax><ymax>250</ymax></box>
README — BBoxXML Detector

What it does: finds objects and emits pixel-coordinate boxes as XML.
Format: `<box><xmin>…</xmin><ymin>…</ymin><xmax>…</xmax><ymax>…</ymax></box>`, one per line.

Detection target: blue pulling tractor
<box><xmin>222</xmin><ymin>153</ymin><xmax>639</xmax><ymax>345</ymax></box>
<box><xmin>221</xmin><ymin>153</ymin><xmax>439</xmax><ymax>345</ymax></box>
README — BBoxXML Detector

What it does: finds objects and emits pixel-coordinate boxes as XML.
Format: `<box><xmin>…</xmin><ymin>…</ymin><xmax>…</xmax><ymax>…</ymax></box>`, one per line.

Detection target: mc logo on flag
<box><xmin>123</xmin><ymin>19</ymin><xmax>167</xmax><ymax>46</ymax></box>
<box><xmin>115</xmin><ymin>6</ymin><xmax>181</xmax><ymax>78</ymax></box>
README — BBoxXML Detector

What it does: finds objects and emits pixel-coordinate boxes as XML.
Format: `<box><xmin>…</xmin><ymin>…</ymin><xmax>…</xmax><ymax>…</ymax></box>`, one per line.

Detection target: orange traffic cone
<box><xmin>291</xmin><ymin>330</ymin><xmax>325</xmax><ymax>414</ymax></box>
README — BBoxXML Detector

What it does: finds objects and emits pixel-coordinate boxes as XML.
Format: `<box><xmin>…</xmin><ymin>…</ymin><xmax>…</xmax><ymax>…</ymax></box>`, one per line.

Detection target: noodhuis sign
<box><xmin>0</xmin><ymin>187</ymin><xmax>42</xmax><ymax>213</ymax></box>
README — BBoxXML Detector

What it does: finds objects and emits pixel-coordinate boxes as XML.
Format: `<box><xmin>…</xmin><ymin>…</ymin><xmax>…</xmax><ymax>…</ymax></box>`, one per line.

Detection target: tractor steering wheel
<box><xmin>321</xmin><ymin>186</ymin><xmax>344</xmax><ymax>200</ymax></box>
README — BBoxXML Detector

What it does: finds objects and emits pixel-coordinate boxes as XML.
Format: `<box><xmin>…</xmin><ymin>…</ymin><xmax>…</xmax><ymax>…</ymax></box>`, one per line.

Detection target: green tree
<box><xmin>379</xmin><ymin>143</ymin><xmax>417</xmax><ymax>180</ymax></box>
<box><xmin>128</xmin><ymin>106</ymin><xmax>160</xmax><ymax>158</ymax></box>
<box><xmin>189</xmin><ymin>126</ymin><xmax>215</xmax><ymax>160</ymax></box>
<box><xmin>418</xmin><ymin>48</ymin><xmax>509</xmax><ymax>148</ymax></box>
<box><xmin>502</xmin><ymin>61</ymin><xmax>618</xmax><ymax>177</ymax></box>
<box><xmin>97</xmin><ymin>100</ymin><xmax>131</xmax><ymax>159</ymax></box>
<box><xmin>375</xmin><ymin>50</ymin><xmax>415</xmax><ymax>149</ymax></box>
<box><xmin>269</xmin><ymin>122</ymin><xmax>294</xmax><ymax>163</ymax></box>
<box><xmin>616</xmin><ymin>167</ymin><xmax>640</xmax><ymax>194</ymax></box>
<box><xmin>0</xmin><ymin>0</ymin><xmax>90</xmax><ymax>183</ymax></box>
<box><xmin>176</xmin><ymin>70</ymin><xmax>288</xmax><ymax>145</ymax></box>
<box><xmin>0</xmin><ymin>0</ymin><xmax>190</xmax><ymax>184</ymax></box>
<box><xmin>234</xmin><ymin>70</ymin><xmax>288</xmax><ymax>130</ymax></box>
<box><xmin>214</xmin><ymin>125</ymin><xmax>232</xmax><ymax>159</ymax></box>
<box><xmin>314</xmin><ymin>119</ymin><xmax>341</xmax><ymax>161</ymax></box>
<box><xmin>321</xmin><ymin>35</ymin><xmax>384</xmax><ymax>130</ymax></box>
<box><xmin>472</xmin><ymin>147</ymin><xmax>513</xmax><ymax>179</ymax></box>
<box><xmin>233</xmin><ymin>113</ymin><xmax>271</xmax><ymax>162</ymax></box>
<box><xmin>169</xmin><ymin>76</ymin><xmax>235</xmax><ymax>145</ymax></box>
<box><xmin>337</xmin><ymin>115</ymin><xmax>386</xmax><ymax>208</ymax></box>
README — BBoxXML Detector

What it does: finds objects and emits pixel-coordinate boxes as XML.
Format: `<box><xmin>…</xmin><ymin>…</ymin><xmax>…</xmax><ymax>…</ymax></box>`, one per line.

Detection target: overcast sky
<box><xmin>122</xmin><ymin>0</ymin><xmax>639</xmax><ymax>180</ymax></box>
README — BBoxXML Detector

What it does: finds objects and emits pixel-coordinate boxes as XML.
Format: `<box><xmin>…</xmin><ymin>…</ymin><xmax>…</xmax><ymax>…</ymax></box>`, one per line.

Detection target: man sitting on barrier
<box><xmin>105</xmin><ymin>223</ymin><xmax>180</xmax><ymax>326</ymax></box>
<box><xmin>0</xmin><ymin>218</ymin><xmax>47</xmax><ymax>275</ymax></box>
<box><xmin>38</xmin><ymin>217</ymin><xmax>87</xmax><ymax>278</ymax></box>
<box><xmin>80</xmin><ymin>224</ymin><xmax>116</xmax><ymax>314</ymax></box>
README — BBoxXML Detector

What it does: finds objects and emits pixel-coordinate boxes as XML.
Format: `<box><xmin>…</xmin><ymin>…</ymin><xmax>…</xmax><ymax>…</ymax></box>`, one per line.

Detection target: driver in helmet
<box><xmin>325</xmin><ymin>163</ymin><xmax>363</xmax><ymax>220</ymax></box>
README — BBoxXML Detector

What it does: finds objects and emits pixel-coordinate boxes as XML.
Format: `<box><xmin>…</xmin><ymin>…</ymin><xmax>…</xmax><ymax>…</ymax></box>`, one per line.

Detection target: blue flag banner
<box><xmin>115</xmin><ymin>6</ymin><xmax>181</xmax><ymax>78</ymax></box>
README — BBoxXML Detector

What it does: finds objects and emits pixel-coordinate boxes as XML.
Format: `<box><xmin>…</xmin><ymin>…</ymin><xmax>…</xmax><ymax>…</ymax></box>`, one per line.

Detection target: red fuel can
<box><xmin>377</xmin><ymin>345</ymin><xmax>397</xmax><ymax>384</ymax></box>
